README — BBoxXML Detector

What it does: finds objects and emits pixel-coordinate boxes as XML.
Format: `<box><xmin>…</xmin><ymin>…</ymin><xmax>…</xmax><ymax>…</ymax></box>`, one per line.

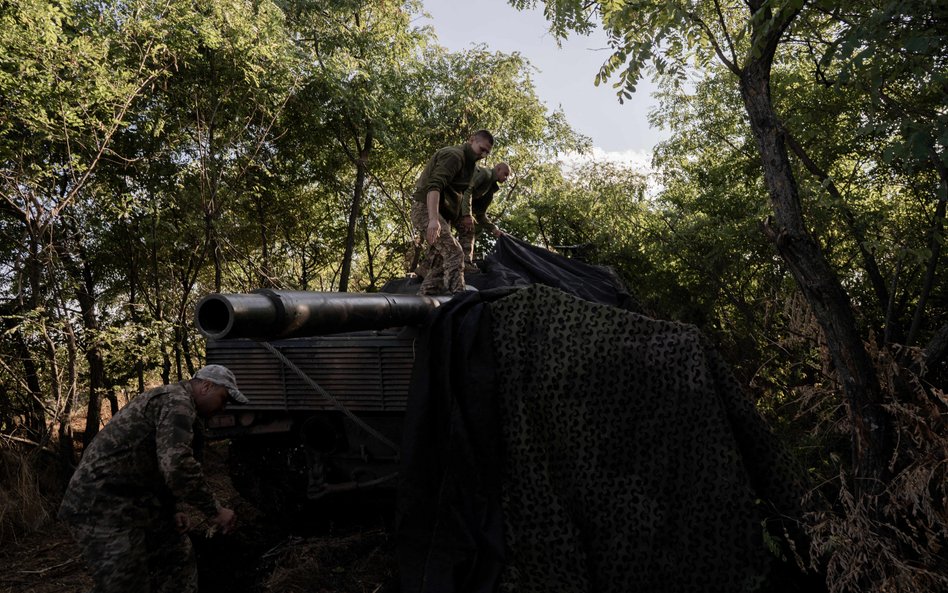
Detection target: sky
<box><xmin>418</xmin><ymin>0</ymin><xmax>669</xmax><ymax>170</ymax></box>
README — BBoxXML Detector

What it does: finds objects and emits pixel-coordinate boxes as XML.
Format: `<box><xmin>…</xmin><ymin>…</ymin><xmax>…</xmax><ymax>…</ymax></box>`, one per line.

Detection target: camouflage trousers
<box><xmin>67</xmin><ymin>518</ymin><xmax>197</xmax><ymax>593</ymax></box>
<box><xmin>454</xmin><ymin>220</ymin><xmax>475</xmax><ymax>265</ymax></box>
<box><xmin>411</xmin><ymin>200</ymin><xmax>465</xmax><ymax>295</ymax></box>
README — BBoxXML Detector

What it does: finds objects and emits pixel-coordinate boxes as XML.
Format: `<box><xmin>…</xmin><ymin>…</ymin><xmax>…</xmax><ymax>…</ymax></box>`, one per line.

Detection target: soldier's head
<box><xmin>494</xmin><ymin>162</ymin><xmax>511</xmax><ymax>183</ymax></box>
<box><xmin>468</xmin><ymin>129</ymin><xmax>494</xmax><ymax>160</ymax></box>
<box><xmin>191</xmin><ymin>364</ymin><xmax>248</xmax><ymax>417</ymax></box>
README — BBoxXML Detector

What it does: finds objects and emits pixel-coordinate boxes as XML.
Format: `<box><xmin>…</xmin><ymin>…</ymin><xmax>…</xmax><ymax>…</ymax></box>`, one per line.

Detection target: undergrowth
<box><xmin>801</xmin><ymin>339</ymin><xmax>948</xmax><ymax>593</ymax></box>
<box><xmin>0</xmin><ymin>444</ymin><xmax>60</xmax><ymax>545</ymax></box>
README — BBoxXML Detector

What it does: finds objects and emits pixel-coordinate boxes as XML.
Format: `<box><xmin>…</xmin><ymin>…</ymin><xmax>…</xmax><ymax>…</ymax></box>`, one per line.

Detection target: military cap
<box><xmin>193</xmin><ymin>364</ymin><xmax>248</xmax><ymax>404</ymax></box>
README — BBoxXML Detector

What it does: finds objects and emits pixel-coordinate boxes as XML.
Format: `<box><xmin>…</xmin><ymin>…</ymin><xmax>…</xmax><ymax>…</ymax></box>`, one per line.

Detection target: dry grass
<box><xmin>776</xmin><ymin>293</ymin><xmax>948</xmax><ymax>592</ymax></box>
<box><xmin>0</xmin><ymin>395</ymin><xmax>129</xmax><ymax>547</ymax></box>
<box><xmin>263</xmin><ymin>528</ymin><xmax>396</xmax><ymax>593</ymax></box>
<box><xmin>0</xmin><ymin>446</ymin><xmax>57</xmax><ymax>546</ymax></box>
<box><xmin>803</xmin><ymin>340</ymin><xmax>948</xmax><ymax>593</ymax></box>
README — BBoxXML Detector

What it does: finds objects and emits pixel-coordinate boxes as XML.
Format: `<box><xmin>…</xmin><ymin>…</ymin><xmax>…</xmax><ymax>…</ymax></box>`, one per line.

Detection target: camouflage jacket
<box><xmin>58</xmin><ymin>381</ymin><xmax>220</xmax><ymax>527</ymax></box>
<box><xmin>412</xmin><ymin>143</ymin><xmax>479</xmax><ymax>221</ymax></box>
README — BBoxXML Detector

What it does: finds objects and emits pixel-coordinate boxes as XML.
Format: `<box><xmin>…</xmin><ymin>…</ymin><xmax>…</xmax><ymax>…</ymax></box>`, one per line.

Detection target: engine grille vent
<box><xmin>205</xmin><ymin>333</ymin><xmax>416</xmax><ymax>412</ymax></box>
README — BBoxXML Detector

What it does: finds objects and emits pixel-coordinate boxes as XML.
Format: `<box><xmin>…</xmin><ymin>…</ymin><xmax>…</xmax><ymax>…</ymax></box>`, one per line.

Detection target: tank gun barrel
<box><xmin>195</xmin><ymin>289</ymin><xmax>451</xmax><ymax>340</ymax></box>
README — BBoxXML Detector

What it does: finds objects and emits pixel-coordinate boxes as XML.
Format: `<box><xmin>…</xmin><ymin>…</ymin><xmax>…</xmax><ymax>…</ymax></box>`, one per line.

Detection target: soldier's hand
<box><xmin>174</xmin><ymin>512</ymin><xmax>191</xmax><ymax>534</ymax></box>
<box><xmin>491</xmin><ymin>227</ymin><xmax>504</xmax><ymax>238</ymax></box>
<box><xmin>213</xmin><ymin>507</ymin><xmax>237</xmax><ymax>534</ymax></box>
<box><xmin>458</xmin><ymin>215</ymin><xmax>474</xmax><ymax>234</ymax></box>
<box><xmin>426</xmin><ymin>219</ymin><xmax>441</xmax><ymax>246</ymax></box>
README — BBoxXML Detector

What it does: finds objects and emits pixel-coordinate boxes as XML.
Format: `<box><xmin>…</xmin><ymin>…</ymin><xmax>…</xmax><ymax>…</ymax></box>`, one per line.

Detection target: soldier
<box><xmin>411</xmin><ymin>129</ymin><xmax>494</xmax><ymax>295</ymax></box>
<box><xmin>456</xmin><ymin>162</ymin><xmax>511</xmax><ymax>270</ymax></box>
<box><xmin>58</xmin><ymin>364</ymin><xmax>248</xmax><ymax>593</ymax></box>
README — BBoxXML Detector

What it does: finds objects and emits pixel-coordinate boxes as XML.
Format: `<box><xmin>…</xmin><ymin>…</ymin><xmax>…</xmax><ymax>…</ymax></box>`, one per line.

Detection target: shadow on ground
<box><xmin>1</xmin><ymin>441</ymin><xmax>400</xmax><ymax>593</ymax></box>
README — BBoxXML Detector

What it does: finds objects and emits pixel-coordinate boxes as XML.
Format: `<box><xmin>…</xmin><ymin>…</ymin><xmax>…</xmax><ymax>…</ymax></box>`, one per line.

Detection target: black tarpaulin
<box><xmin>383</xmin><ymin>235</ymin><xmax>640</xmax><ymax>313</ymax></box>
<box><xmin>396</xmin><ymin>288</ymin><xmax>514</xmax><ymax>593</ymax></box>
<box><xmin>480</xmin><ymin>235</ymin><xmax>639</xmax><ymax>311</ymax></box>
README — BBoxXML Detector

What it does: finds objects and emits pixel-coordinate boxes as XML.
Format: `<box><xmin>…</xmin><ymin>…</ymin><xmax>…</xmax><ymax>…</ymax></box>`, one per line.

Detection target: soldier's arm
<box><xmin>460</xmin><ymin>175</ymin><xmax>478</xmax><ymax>219</ymax></box>
<box><xmin>425</xmin><ymin>150</ymin><xmax>464</xmax><ymax>195</ymax></box>
<box><xmin>424</xmin><ymin>151</ymin><xmax>464</xmax><ymax>242</ymax></box>
<box><xmin>155</xmin><ymin>398</ymin><xmax>220</xmax><ymax>519</ymax></box>
<box><xmin>474</xmin><ymin>190</ymin><xmax>499</xmax><ymax>233</ymax></box>
<box><xmin>425</xmin><ymin>189</ymin><xmax>442</xmax><ymax>245</ymax></box>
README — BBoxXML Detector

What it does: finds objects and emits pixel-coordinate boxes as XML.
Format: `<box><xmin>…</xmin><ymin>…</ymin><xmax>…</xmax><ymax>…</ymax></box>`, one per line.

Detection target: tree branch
<box><xmin>683</xmin><ymin>9</ymin><xmax>741</xmax><ymax>75</ymax></box>
<box><xmin>781</xmin><ymin>126</ymin><xmax>892</xmax><ymax>329</ymax></box>
<box><xmin>712</xmin><ymin>0</ymin><xmax>740</xmax><ymax>68</ymax></box>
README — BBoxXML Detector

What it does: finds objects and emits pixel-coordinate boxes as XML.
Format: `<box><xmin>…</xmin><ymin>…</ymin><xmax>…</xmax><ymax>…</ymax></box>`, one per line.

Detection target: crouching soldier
<box><xmin>58</xmin><ymin>364</ymin><xmax>248</xmax><ymax>593</ymax></box>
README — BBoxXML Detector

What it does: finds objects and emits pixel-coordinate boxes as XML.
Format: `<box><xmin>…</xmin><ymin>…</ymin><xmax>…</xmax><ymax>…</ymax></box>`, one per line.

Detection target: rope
<box><xmin>258</xmin><ymin>340</ymin><xmax>401</xmax><ymax>456</ymax></box>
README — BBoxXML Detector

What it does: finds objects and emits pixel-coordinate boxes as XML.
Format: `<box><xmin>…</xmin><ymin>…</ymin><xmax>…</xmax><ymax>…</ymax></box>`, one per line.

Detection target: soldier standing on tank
<box><xmin>58</xmin><ymin>364</ymin><xmax>248</xmax><ymax>593</ymax></box>
<box><xmin>411</xmin><ymin>129</ymin><xmax>494</xmax><ymax>295</ymax></box>
<box><xmin>455</xmin><ymin>162</ymin><xmax>511</xmax><ymax>271</ymax></box>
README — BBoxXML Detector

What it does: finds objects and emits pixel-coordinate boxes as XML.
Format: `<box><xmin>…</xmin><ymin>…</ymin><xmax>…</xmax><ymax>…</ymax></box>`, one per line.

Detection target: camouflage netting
<box><xmin>397</xmin><ymin>239</ymin><xmax>814</xmax><ymax>593</ymax></box>
<box><xmin>492</xmin><ymin>285</ymin><xmax>795</xmax><ymax>592</ymax></box>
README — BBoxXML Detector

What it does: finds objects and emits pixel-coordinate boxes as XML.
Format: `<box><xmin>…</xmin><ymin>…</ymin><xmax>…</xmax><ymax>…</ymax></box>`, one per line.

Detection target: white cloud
<box><xmin>556</xmin><ymin>147</ymin><xmax>665</xmax><ymax>199</ymax></box>
<box><xmin>592</xmin><ymin>147</ymin><xmax>654</xmax><ymax>170</ymax></box>
<box><xmin>556</xmin><ymin>146</ymin><xmax>653</xmax><ymax>172</ymax></box>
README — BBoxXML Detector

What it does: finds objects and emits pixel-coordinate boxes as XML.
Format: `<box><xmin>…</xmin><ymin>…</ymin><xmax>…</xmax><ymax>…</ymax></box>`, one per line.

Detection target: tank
<box><xmin>195</xmin><ymin>289</ymin><xmax>450</xmax><ymax>514</ymax></box>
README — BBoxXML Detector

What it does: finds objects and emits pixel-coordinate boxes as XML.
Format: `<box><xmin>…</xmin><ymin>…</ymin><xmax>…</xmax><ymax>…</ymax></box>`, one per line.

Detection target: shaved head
<box><xmin>494</xmin><ymin>162</ymin><xmax>511</xmax><ymax>182</ymax></box>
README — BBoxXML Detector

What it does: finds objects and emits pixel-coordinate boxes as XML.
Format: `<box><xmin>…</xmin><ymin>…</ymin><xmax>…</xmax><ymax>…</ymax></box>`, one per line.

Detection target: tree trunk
<box><xmin>127</xmin><ymin>245</ymin><xmax>145</xmax><ymax>393</ymax></box>
<box><xmin>784</xmin><ymin>132</ymin><xmax>892</xmax><ymax>331</ymax></box>
<box><xmin>924</xmin><ymin>323</ymin><xmax>948</xmax><ymax>372</ymax></box>
<box><xmin>207</xmin><ymin>209</ymin><xmax>222</xmax><ymax>293</ymax></box>
<box><xmin>257</xmin><ymin>192</ymin><xmax>274</xmax><ymax>287</ymax></box>
<box><xmin>22</xmin><ymin>233</ymin><xmax>47</xmax><ymax>438</ymax></box>
<box><xmin>151</xmin><ymin>215</ymin><xmax>171</xmax><ymax>386</ymax></box>
<box><xmin>740</xmin><ymin>60</ymin><xmax>893</xmax><ymax>489</ymax></box>
<box><xmin>161</xmin><ymin>345</ymin><xmax>172</xmax><ymax>386</ymax></box>
<box><xmin>75</xmin><ymin>251</ymin><xmax>108</xmax><ymax>447</ymax></box>
<box><xmin>0</xmin><ymin>303</ymin><xmax>44</xmax><ymax>439</ymax></box>
<box><xmin>905</xmin><ymin>159</ymin><xmax>947</xmax><ymax>347</ymax></box>
<box><xmin>182</xmin><ymin>326</ymin><xmax>195</xmax><ymax>377</ymax></box>
<box><xmin>363</xmin><ymin>216</ymin><xmax>377</xmax><ymax>292</ymax></box>
<box><xmin>339</xmin><ymin>126</ymin><xmax>374</xmax><ymax>292</ymax></box>
<box><xmin>53</xmin><ymin>230</ymin><xmax>109</xmax><ymax>446</ymax></box>
<box><xmin>173</xmin><ymin>328</ymin><xmax>183</xmax><ymax>382</ymax></box>
<box><xmin>58</xmin><ymin>317</ymin><xmax>79</xmax><ymax>464</ymax></box>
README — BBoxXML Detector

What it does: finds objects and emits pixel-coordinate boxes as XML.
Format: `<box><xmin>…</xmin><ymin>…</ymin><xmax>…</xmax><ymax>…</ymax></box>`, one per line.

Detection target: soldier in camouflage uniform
<box><xmin>58</xmin><ymin>364</ymin><xmax>248</xmax><ymax>593</ymax></box>
<box><xmin>411</xmin><ymin>130</ymin><xmax>494</xmax><ymax>295</ymax></box>
<box><xmin>455</xmin><ymin>162</ymin><xmax>511</xmax><ymax>269</ymax></box>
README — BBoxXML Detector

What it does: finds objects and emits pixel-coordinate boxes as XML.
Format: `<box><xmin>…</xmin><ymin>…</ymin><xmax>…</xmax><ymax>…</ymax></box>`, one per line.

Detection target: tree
<box><xmin>510</xmin><ymin>1</ymin><xmax>948</xmax><ymax>590</ymax></box>
<box><xmin>278</xmin><ymin>0</ymin><xmax>428</xmax><ymax>292</ymax></box>
<box><xmin>812</xmin><ymin>1</ymin><xmax>948</xmax><ymax>351</ymax></box>
<box><xmin>102</xmin><ymin>0</ymin><xmax>301</xmax><ymax>381</ymax></box>
<box><xmin>1</xmin><ymin>0</ymin><xmax>304</xmax><ymax>452</ymax></box>
<box><xmin>513</xmin><ymin>0</ymin><xmax>902</xmax><ymax>491</ymax></box>
<box><xmin>0</xmin><ymin>0</ymin><xmax>176</xmax><ymax>447</ymax></box>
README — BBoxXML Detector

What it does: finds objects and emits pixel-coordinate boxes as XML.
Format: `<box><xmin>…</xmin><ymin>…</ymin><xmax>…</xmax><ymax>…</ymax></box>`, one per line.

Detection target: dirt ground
<box><xmin>0</xmin><ymin>529</ymin><xmax>91</xmax><ymax>593</ymax></box>
<box><xmin>0</xmin><ymin>441</ymin><xmax>399</xmax><ymax>593</ymax></box>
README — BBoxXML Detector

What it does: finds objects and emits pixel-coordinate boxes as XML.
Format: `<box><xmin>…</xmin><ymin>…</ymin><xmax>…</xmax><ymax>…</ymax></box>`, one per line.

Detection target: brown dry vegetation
<box><xmin>0</xmin><ymin>443</ymin><xmax>93</xmax><ymax>593</ymax></box>
<box><xmin>802</xmin><ymin>342</ymin><xmax>948</xmax><ymax>593</ymax></box>
<box><xmin>261</xmin><ymin>530</ymin><xmax>396</xmax><ymax>593</ymax></box>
